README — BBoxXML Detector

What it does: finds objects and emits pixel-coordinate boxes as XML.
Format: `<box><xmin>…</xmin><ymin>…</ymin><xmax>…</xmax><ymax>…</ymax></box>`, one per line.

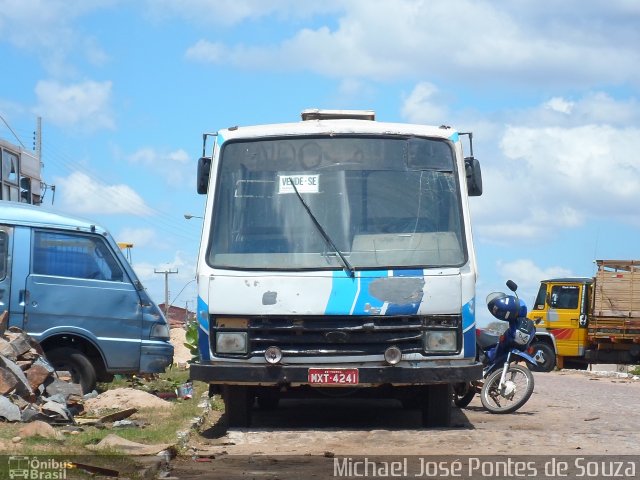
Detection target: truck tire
<box><xmin>421</xmin><ymin>384</ymin><xmax>452</xmax><ymax>428</ymax></box>
<box><xmin>222</xmin><ymin>386</ymin><xmax>253</xmax><ymax>428</ymax></box>
<box><xmin>530</xmin><ymin>342</ymin><xmax>556</xmax><ymax>372</ymax></box>
<box><xmin>46</xmin><ymin>347</ymin><xmax>97</xmax><ymax>394</ymax></box>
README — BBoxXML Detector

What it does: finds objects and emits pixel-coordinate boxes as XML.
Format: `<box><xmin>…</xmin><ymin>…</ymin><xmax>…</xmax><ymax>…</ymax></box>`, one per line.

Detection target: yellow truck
<box><xmin>529</xmin><ymin>260</ymin><xmax>640</xmax><ymax>370</ymax></box>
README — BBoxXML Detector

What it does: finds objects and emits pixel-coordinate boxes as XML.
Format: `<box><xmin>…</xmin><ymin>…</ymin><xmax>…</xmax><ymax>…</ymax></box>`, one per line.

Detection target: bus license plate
<box><xmin>308</xmin><ymin>368</ymin><xmax>359</xmax><ymax>385</ymax></box>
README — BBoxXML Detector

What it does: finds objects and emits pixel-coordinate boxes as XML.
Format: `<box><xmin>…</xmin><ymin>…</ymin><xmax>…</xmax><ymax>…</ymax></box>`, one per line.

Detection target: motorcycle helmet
<box><xmin>486</xmin><ymin>292</ymin><xmax>521</xmax><ymax>321</ymax></box>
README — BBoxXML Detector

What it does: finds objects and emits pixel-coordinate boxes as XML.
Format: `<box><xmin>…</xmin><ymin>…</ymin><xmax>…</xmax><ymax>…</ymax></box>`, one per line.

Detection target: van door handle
<box><xmin>19</xmin><ymin>289</ymin><xmax>29</xmax><ymax>306</ymax></box>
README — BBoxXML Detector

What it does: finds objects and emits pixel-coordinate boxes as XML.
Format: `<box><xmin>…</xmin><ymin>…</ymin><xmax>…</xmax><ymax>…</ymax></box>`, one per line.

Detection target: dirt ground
<box><xmin>168</xmin><ymin>369</ymin><xmax>640</xmax><ymax>478</ymax></box>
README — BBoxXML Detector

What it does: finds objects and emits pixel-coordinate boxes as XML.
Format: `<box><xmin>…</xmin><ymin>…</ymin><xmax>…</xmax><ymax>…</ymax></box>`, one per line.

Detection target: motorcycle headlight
<box><xmin>423</xmin><ymin>330</ymin><xmax>457</xmax><ymax>353</ymax></box>
<box><xmin>215</xmin><ymin>332</ymin><xmax>248</xmax><ymax>354</ymax></box>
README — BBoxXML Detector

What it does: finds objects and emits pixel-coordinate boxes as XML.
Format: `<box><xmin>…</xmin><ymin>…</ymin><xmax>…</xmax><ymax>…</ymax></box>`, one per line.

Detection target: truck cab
<box><xmin>529</xmin><ymin>278</ymin><xmax>592</xmax><ymax>370</ymax></box>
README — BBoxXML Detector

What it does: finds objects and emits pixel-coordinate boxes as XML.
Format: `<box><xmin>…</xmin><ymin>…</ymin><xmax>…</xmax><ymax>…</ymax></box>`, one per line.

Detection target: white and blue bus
<box><xmin>190</xmin><ymin>109</ymin><xmax>483</xmax><ymax>427</ymax></box>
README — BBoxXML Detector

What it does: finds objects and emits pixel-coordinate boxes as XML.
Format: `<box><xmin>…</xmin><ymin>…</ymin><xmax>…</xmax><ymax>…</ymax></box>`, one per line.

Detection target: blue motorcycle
<box><xmin>454</xmin><ymin>280</ymin><xmax>540</xmax><ymax>414</ymax></box>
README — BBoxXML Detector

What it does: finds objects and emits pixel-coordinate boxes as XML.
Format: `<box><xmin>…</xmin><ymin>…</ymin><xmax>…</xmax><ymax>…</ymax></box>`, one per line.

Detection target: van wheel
<box><xmin>45</xmin><ymin>347</ymin><xmax>97</xmax><ymax>394</ymax></box>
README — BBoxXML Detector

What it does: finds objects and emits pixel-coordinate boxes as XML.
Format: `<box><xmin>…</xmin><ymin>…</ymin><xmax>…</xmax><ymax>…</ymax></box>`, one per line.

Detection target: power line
<box><xmin>0</xmin><ymin>112</ymin><xmax>27</xmax><ymax>148</ymax></box>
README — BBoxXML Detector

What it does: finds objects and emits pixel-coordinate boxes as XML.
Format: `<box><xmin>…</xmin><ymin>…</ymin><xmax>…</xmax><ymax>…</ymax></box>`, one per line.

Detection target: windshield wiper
<box><xmin>287</xmin><ymin>177</ymin><xmax>355</xmax><ymax>278</ymax></box>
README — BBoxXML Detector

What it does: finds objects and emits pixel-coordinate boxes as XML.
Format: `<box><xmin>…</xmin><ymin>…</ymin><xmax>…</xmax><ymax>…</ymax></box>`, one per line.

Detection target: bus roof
<box><xmin>215</xmin><ymin>117</ymin><xmax>460</xmax><ymax>143</ymax></box>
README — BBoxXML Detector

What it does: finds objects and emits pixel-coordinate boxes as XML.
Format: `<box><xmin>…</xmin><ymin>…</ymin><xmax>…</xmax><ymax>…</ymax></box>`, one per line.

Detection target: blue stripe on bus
<box><xmin>197</xmin><ymin>296</ymin><xmax>211</xmax><ymax>361</ymax></box>
<box><xmin>462</xmin><ymin>297</ymin><xmax>476</xmax><ymax>358</ymax></box>
<box><xmin>351</xmin><ymin>274</ymin><xmax>386</xmax><ymax>315</ymax></box>
<box><xmin>324</xmin><ymin>270</ymin><xmax>359</xmax><ymax>315</ymax></box>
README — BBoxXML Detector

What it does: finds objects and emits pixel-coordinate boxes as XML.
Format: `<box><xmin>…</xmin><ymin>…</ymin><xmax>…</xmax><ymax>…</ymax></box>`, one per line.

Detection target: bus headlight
<box><xmin>215</xmin><ymin>332</ymin><xmax>248</xmax><ymax>354</ymax></box>
<box><xmin>423</xmin><ymin>331</ymin><xmax>457</xmax><ymax>353</ymax></box>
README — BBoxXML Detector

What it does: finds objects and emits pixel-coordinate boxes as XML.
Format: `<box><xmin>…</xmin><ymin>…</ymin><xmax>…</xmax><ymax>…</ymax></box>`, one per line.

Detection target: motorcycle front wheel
<box><xmin>480</xmin><ymin>364</ymin><xmax>534</xmax><ymax>414</ymax></box>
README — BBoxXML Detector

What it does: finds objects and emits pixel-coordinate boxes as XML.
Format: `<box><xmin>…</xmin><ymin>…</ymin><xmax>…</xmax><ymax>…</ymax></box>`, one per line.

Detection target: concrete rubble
<box><xmin>0</xmin><ymin>311</ymin><xmax>84</xmax><ymax>423</ymax></box>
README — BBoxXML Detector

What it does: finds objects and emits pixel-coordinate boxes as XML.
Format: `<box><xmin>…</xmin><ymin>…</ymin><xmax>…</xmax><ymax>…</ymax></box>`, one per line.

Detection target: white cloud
<box><xmin>127</xmin><ymin>147</ymin><xmax>193</xmax><ymax>188</ymax></box>
<box><xmin>545</xmin><ymin>97</ymin><xmax>574</xmax><ymax>114</ymax></box>
<box><xmin>185</xmin><ymin>40</ymin><xmax>225</xmax><ymax>63</ymax></box>
<box><xmin>496</xmin><ymin>259</ymin><xmax>573</xmax><ymax>292</ymax></box>
<box><xmin>181</xmin><ymin>0</ymin><xmax>640</xmax><ymax>87</ymax></box>
<box><xmin>34</xmin><ymin>80</ymin><xmax>115</xmax><ymax>130</ymax></box>
<box><xmin>481</xmin><ymin>259</ymin><xmax>575</xmax><ymax>318</ymax></box>
<box><xmin>457</xmin><ymin>91</ymin><xmax>640</xmax><ymax>243</ymax></box>
<box><xmin>0</xmin><ymin>0</ymin><xmax>113</xmax><ymax>75</ymax></box>
<box><xmin>401</xmin><ymin>82</ymin><xmax>450</xmax><ymax>125</ymax></box>
<box><xmin>115</xmin><ymin>227</ymin><xmax>157</xmax><ymax>248</ymax></box>
<box><xmin>146</xmin><ymin>0</ymin><xmax>345</xmax><ymax>26</ymax></box>
<box><xmin>54</xmin><ymin>171</ymin><xmax>152</xmax><ymax>216</ymax></box>
<box><xmin>501</xmin><ymin>124</ymin><xmax>640</xmax><ymax>210</ymax></box>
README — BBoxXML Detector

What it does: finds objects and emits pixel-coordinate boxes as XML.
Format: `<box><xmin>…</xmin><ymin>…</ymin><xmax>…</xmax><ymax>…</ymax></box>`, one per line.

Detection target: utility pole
<box><xmin>35</xmin><ymin>116</ymin><xmax>42</xmax><ymax>160</ymax></box>
<box><xmin>155</xmin><ymin>268</ymin><xmax>178</xmax><ymax>316</ymax></box>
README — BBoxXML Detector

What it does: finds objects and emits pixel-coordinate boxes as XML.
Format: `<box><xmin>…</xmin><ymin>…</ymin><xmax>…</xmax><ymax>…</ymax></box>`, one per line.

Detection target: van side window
<box><xmin>33</xmin><ymin>231</ymin><xmax>124</xmax><ymax>282</ymax></box>
<box><xmin>0</xmin><ymin>231</ymin><xmax>7</xmax><ymax>280</ymax></box>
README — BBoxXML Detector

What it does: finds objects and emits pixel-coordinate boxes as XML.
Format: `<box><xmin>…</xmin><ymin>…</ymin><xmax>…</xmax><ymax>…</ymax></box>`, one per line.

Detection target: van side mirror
<box><xmin>197</xmin><ymin>157</ymin><xmax>211</xmax><ymax>195</ymax></box>
<box><xmin>465</xmin><ymin>157</ymin><xmax>482</xmax><ymax>196</ymax></box>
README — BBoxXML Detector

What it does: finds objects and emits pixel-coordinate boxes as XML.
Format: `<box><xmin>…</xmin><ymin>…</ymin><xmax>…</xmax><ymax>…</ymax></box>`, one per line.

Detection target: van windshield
<box><xmin>208</xmin><ymin>136</ymin><xmax>466</xmax><ymax>270</ymax></box>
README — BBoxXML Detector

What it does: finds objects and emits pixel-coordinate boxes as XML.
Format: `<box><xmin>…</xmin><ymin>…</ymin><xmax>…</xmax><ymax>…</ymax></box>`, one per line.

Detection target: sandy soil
<box><xmin>84</xmin><ymin>387</ymin><xmax>173</xmax><ymax>412</ymax></box>
<box><xmin>170</xmin><ymin>327</ymin><xmax>192</xmax><ymax>366</ymax></box>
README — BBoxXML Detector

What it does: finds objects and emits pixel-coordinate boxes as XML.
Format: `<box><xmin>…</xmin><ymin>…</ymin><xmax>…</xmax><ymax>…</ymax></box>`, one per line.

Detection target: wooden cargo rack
<box><xmin>590</xmin><ymin>260</ymin><xmax>640</xmax><ymax>342</ymax></box>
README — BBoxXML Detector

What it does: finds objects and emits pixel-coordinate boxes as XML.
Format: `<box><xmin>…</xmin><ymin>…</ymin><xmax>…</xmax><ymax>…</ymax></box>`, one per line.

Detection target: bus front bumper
<box><xmin>190</xmin><ymin>362</ymin><xmax>482</xmax><ymax>387</ymax></box>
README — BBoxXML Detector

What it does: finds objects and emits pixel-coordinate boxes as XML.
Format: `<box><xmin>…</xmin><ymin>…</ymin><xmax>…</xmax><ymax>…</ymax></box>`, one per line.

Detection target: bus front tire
<box><xmin>223</xmin><ymin>385</ymin><xmax>253</xmax><ymax>428</ymax></box>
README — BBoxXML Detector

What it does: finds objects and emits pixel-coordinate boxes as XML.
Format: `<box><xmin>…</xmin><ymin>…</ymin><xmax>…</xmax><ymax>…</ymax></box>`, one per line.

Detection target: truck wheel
<box><xmin>45</xmin><ymin>347</ymin><xmax>97</xmax><ymax>394</ymax></box>
<box><xmin>222</xmin><ymin>386</ymin><xmax>253</xmax><ymax>428</ymax></box>
<box><xmin>421</xmin><ymin>384</ymin><xmax>452</xmax><ymax>428</ymax></box>
<box><xmin>530</xmin><ymin>342</ymin><xmax>556</xmax><ymax>372</ymax></box>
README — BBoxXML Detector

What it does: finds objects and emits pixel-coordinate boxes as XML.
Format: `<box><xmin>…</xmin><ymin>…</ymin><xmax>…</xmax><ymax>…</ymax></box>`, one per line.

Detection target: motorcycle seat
<box><xmin>476</xmin><ymin>329</ymin><xmax>501</xmax><ymax>350</ymax></box>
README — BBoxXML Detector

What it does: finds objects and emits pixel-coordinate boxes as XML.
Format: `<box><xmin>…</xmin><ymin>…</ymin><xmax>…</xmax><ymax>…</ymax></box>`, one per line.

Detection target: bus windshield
<box><xmin>208</xmin><ymin>136</ymin><xmax>466</xmax><ymax>270</ymax></box>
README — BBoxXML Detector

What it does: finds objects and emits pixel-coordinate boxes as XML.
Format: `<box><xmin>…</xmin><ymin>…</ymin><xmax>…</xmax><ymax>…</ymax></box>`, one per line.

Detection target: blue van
<box><xmin>0</xmin><ymin>202</ymin><xmax>173</xmax><ymax>392</ymax></box>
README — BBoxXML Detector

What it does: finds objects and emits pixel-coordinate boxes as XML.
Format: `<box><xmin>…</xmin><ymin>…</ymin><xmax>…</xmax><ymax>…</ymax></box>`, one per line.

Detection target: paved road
<box><xmin>168</xmin><ymin>370</ymin><xmax>640</xmax><ymax>478</ymax></box>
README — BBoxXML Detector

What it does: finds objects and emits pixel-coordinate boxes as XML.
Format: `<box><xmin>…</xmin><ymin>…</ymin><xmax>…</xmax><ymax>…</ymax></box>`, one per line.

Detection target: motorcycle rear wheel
<box><xmin>480</xmin><ymin>364</ymin><xmax>534</xmax><ymax>414</ymax></box>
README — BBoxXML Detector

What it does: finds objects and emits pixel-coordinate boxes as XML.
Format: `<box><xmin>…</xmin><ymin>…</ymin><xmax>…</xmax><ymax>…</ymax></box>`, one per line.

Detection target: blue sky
<box><xmin>1</xmin><ymin>0</ymin><xmax>639</xmax><ymax>326</ymax></box>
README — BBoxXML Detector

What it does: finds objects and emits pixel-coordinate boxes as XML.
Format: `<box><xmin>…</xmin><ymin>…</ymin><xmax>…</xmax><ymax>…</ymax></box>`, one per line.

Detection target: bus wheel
<box><xmin>421</xmin><ymin>384</ymin><xmax>452</xmax><ymax>428</ymax></box>
<box><xmin>46</xmin><ymin>347</ymin><xmax>97</xmax><ymax>394</ymax></box>
<box><xmin>256</xmin><ymin>388</ymin><xmax>280</xmax><ymax>410</ymax></box>
<box><xmin>222</xmin><ymin>386</ymin><xmax>253</xmax><ymax>428</ymax></box>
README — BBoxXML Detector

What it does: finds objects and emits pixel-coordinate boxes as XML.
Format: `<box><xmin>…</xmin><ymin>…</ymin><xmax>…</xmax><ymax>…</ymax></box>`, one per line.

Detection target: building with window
<box><xmin>0</xmin><ymin>138</ymin><xmax>42</xmax><ymax>204</ymax></box>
